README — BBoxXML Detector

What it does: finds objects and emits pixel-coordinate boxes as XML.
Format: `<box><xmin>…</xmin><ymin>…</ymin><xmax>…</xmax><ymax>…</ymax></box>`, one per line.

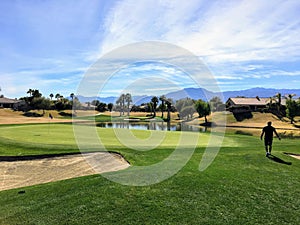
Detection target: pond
<box><xmin>96</xmin><ymin>121</ymin><xmax>209</xmax><ymax>132</ymax></box>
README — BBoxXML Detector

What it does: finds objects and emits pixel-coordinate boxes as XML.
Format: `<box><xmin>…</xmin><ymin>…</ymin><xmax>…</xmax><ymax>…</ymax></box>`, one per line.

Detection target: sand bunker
<box><xmin>290</xmin><ymin>155</ymin><xmax>300</xmax><ymax>160</ymax></box>
<box><xmin>0</xmin><ymin>152</ymin><xmax>130</xmax><ymax>191</ymax></box>
<box><xmin>285</xmin><ymin>153</ymin><xmax>300</xmax><ymax>160</ymax></box>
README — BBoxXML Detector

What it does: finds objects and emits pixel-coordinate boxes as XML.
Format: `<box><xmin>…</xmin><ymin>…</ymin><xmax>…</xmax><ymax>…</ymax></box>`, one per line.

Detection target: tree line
<box><xmin>112</xmin><ymin>93</ymin><xmax>224</xmax><ymax>122</ymax></box>
<box><xmin>19</xmin><ymin>89</ymin><xmax>81</xmax><ymax>113</ymax></box>
<box><xmin>266</xmin><ymin>93</ymin><xmax>300</xmax><ymax>124</ymax></box>
<box><xmin>9</xmin><ymin>88</ymin><xmax>299</xmax><ymax>124</ymax></box>
<box><xmin>15</xmin><ymin>89</ymin><xmax>224</xmax><ymax>122</ymax></box>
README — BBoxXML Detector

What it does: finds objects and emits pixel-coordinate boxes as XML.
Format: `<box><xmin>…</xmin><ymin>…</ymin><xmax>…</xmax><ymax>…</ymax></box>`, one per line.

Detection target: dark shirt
<box><xmin>262</xmin><ymin>126</ymin><xmax>275</xmax><ymax>140</ymax></box>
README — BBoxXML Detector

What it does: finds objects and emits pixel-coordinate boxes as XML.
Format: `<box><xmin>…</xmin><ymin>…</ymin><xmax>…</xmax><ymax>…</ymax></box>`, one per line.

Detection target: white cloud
<box><xmin>215</xmin><ymin>75</ymin><xmax>243</xmax><ymax>80</ymax></box>
<box><xmin>90</xmin><ymin>0</ymin><xmax>300</xmax><ymax>94</ymax></box>
<box><xmin>100</xmin><ymin>0</ymin><xmax>300</xmax><ymax>64</ymax></box>
<box><xmin>1</xmin><ymin>0</ymin><xmax>300</xmax><ymax>98</ymax></box>
<box><xmin>271</xmin><ymin>70</ymin><xmax>300</xmax><ymax>76</ymax></box>
<box><xmin>178</xmin><ymin>0</ymin><xmax>300</xmax><ymax>63</ymax></box>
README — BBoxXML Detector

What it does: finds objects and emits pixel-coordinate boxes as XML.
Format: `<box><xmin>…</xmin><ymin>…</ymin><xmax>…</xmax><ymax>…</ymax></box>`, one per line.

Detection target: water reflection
<box><xmin>96</xmin><ymin>121</ymin><xmax>208</xmax><ymax>132</ymax></box>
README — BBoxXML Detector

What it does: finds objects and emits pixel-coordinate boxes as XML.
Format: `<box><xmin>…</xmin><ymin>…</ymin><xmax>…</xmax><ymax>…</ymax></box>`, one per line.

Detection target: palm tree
<box><xmin>70</xmin><ymin>93</ymin><xmax>75</xmax><ymax>101</ymax></box>
<box><xmin>275</xmin><ymin>93</ymin><xmax>282</xmax><ymax>108</ymax></box>
<box><xmin>286</xmin><ymin>93</ymin><xmax>296</xmax><ymax>101</ymax></box>
<box><xmin>125</xmin><ymin>93</ymin><xmax>132</xmax><ymax>116</ymax></box>
<box><xmin>165</xmin><ymin>98</ymin><xmax>173</xmax><ymax>122</ymax></box>
<box><xmin>115</xmin><ymin>98</ymin><xmax>121</xmax><ymax>116</ymax></box>
<box><xmin>108</xmin><ymin>103</ymin><xmax>113</xmax><ymax>112</ymax></box>
<box><xmin>55</xmin><ymin>93</ymin><xmax>60</xmax><ymax>101</ymax></box>
<box><xmin>116</xmin><ymin>94</ymin><xmax>126</xmax><ymax>116</ymax></box>
<box><xmin>32</xmin><ymin>89</ymin><xmax>42</xmax><ymax>98</ymax></box>
<box><xmin>286</xmin><ymin>94</ymin><xmax>298</xmax><ymax>124</ymax></box>
<box><xmin>151</xmin><ymin>96</ymin><xmax>159</xmax><ymax>117</ymax></box>
<box><xmin>159</xmin><ymin>95</ymin><xmax>166</xmax><ymax>118</ymax></box>
<box><xmin>148</xmin><ymin>102</ymin><xmax>153</xmax><ymax>115</ymax></box>
<box><xmin>274</xmin><ymin>92</ymin><xmax>282</xmax><ymax>115</ymax></box>
<box><xmin>70</xmin><ymin>93</ymin><xmax>75</xmax><ymax>110</ymax></box>
<box><xmin>49</xmin><ymin>93</ymin><xmax>54</xmax><ymax>100</ymax></box>
<box><xmin>72</xmin><ymin>96</ymin><xmax>80</xmax><ymax>113</ymax></box>
<box><xmin>27</xmin><ymin>89</ymin><xmax>33</xmax><ymax>97</ymax></box>
<box><xmin>70</xmin><ymin>93</ymin><xmax>75</xmax><ymax>112</ymax></box>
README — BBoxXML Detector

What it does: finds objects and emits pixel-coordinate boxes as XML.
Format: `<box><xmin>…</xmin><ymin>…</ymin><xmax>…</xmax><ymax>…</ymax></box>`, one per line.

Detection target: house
<box><xmin>226</xmin><ymin>97</ymin><xmax>269</xmax><ymax>113</ymax></box>
<box><xmin>226</xmin><ymin>97</ymin><xmax>286</xmax><ymax>113</ymax></box>
<box><xmin>0</xmin><ymin>97</ymin><xmax>26</xmax><ymax>110</ymax></box>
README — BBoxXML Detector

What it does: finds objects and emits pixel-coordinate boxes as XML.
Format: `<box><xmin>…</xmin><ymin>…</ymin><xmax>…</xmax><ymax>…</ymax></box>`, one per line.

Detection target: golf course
<box><xmin>0</xmin><ymin>110</ymin><xmax>299</xmax><ymax>224</ymax></box>
<box><xmin>2</xmin><ymin>0</ymin><xmax>300</xmax><ymax>224</ymax></box>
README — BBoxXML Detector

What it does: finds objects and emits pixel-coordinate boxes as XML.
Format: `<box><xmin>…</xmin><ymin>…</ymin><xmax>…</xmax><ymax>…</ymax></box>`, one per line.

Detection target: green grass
<box><xmin>0</xmin><ymin>123</ymin><xmax>195</xmax><ymax>154</ymax></box>
<box><xmin>77</xmin><ymin>114</ymin><xmax>130</xmax><ymax>122</ymax></box>
<box><xmin>0</xmin><ymin>124</ymin><xmax>78</xmax><ymax>156</ymax></box>
<box><xmin>0</xmin><ymin>124</ymin><xmax>299</xmax><ymax>224</ymax></box>
<box><xmin>77</xmin><ymin>114</ymin><xmax>165</xmax><ymax>122</ymax></box>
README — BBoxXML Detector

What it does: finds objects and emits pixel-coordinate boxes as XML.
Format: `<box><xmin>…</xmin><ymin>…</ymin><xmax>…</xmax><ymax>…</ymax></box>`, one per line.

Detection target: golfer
<box><xmin>260</xmin><ymin>121</ymin><xmax>281</xmax><ymax>157</ymax></box>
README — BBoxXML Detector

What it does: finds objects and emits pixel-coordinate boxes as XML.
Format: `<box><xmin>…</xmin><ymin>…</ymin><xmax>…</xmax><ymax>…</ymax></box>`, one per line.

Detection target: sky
<box><xmin>0</xmin><ymin>0</ymin><xmax>299</xmax><ymax>99</ymax></box>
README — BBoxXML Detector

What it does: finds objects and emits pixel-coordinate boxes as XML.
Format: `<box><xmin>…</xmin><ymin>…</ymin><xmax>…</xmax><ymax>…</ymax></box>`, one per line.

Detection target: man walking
<box><xmin>261</xmin><ymin>121</ymin><xmax>281</xmax><ymax>157</ymax></box>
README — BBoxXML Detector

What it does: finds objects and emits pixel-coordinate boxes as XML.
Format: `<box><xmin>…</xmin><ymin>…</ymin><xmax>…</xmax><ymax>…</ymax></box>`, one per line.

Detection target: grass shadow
<box><xmin>233</xmin><ymin>111</ymin><xmax>253</xmax><ymax>122</ymax></box>
<box><xmin>267</xmin><ymin>154</ymin><xmax>292</xmax><ymax>165</ymax></box>
<box><xmin>58</xmin><ymin>112</ymin><xmax>76</xmax><ymax>117</ymax></box>
<box><xmin>235</xmin><ymin>130</ymin><xmax>253</xmax><ymax>136</ymax></box>
<box><xmin>23</xmin><ymin>112</ymin><xmax>43</xmax><ymax>117</ymax></box>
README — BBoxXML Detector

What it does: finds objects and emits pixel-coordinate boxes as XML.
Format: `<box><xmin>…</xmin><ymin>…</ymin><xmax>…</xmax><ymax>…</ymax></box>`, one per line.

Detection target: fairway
<box><xmin>0</xmin><ymin>124</ymin><xmax>299</xmax><ymax>224</ymax></box>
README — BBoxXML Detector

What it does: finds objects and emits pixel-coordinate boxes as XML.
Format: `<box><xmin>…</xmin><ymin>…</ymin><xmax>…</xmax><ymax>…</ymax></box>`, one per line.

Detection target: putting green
<box><xmin>0</xmin><ymin>124</ymin><xmax>76</xmax><ymax>145</ymax></box>
<box><xmin>0</xmin><ymin>124</ymin><xmax>240</xmax><ymax>155</ymax></box>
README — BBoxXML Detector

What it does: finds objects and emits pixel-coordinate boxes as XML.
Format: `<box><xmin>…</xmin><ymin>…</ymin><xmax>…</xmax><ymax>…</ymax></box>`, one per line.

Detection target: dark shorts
<box><xmin>264</xmin><ymin>138</ymin><xmax>273</xmax><ymax>146</ymax></box>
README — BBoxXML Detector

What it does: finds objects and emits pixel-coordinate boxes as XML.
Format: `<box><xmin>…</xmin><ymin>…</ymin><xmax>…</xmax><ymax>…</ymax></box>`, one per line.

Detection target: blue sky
<box><xmin>0</xmin><ymin>0</ymin><xmax>299</xmax><ymax>98</ymax></box>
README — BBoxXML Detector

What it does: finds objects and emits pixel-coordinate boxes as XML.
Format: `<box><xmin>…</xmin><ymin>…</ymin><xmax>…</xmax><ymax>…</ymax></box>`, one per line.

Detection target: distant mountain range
<box><xmin>77</xmin><ymin>87</ymin><xmax>300</xmax><ymax>104</ymax></box>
